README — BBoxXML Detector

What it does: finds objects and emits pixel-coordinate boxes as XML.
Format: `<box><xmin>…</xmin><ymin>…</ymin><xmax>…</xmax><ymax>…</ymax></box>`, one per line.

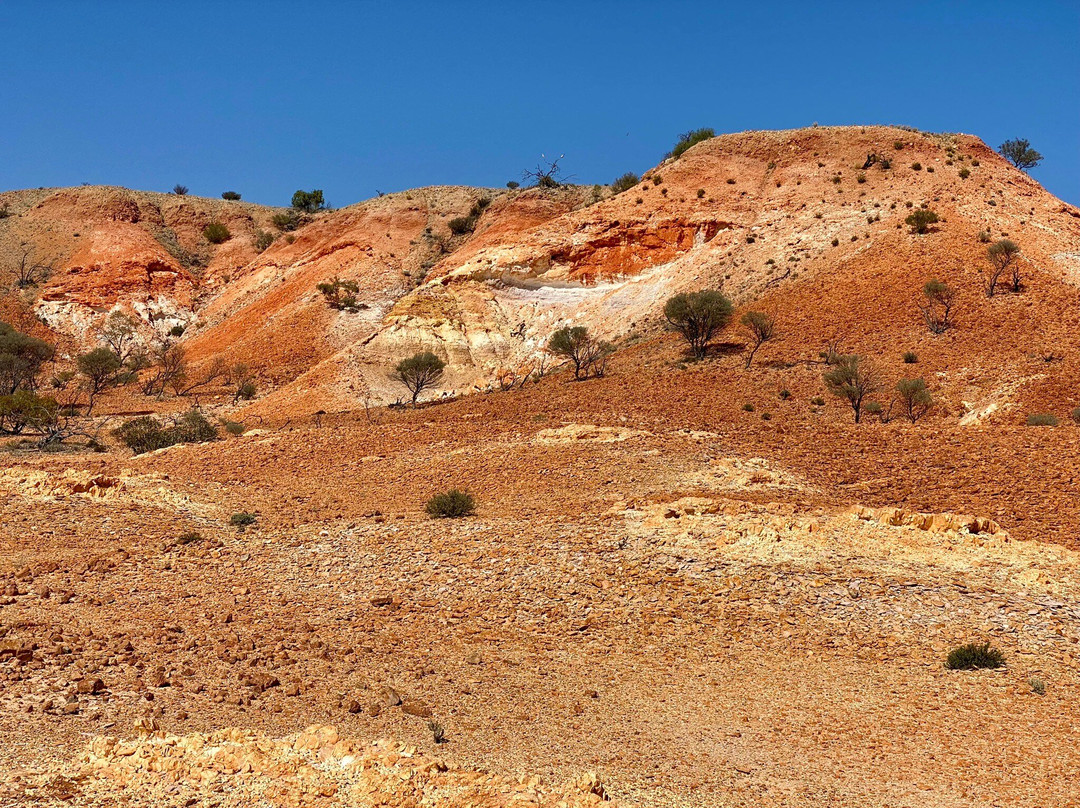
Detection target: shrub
<box><xmin>77</xmin><ymin>347</ymin><xmax>122</xmax><ymax>414</ymax></box>
<box><xmin>1030</xmin><ymin>678</ymin><xmax>1046</xmax><ymax>695</ymax></box>
<box><xmin>893</xmin><ymin>140</ymin><xmax>904</xmax><ymax>150</ymax></box>
<box><xmin>0</xmin><ymin>321</ymin><xmax>55</xmax><ymax>394</ymax></box>
<box><xmin>903</xmin><ymin>351</ymin><xmax>918</xmax><ymax>363</ymax></box>
<box><xmin>742</xmin><ymin>403</ymin><xmax>754</xmax><ymax>412</ymax></box>
<box><xmin>203</xmin><ymin>222</ymin><xmax>230</xmax><ymax>244</ymax></box>
<box><xmin>905</xmin><ymin>208</ymin><xmax>939</xmax><ymax>234</ymax></box>
<box><xmin>823</xmin><ymin>355</ymin><xmax>882</xmax><ymax>423</ymax></box>
<box><xmin>668</xmin><ymin>128</ymin><xmax>715</xmax><ymax>160</ymax></box>
<box><xmin>253</xmin><ymin>229</ymin><xmax>274</xmax><ymax>252</ymax></box>
<box><xmin>921</xmin><ymin>278</ymin><xmax>955</xmax><ymax>334</ymax></box>
<box><xmin>958</xmin><ymin>167</ymin><xmax>970</xmax><ymax>179</ymax></box>
<box><xmin>610</xmin><ymin>172</ymin><xmax>639</xmax><ymax>195</ymax></box>
<box><xmin>879</xmin><ymin>158</ymin><xmax>891</xmax><ymax>170</ymax></box>
<box><xmin>977</xmin><ymin>229</ymin><xmax>991</xmax><ymax>243</ymax></box>
<box><xmin>663</xmin><ymin>290</ymin><xmax>734</xmax><ymax>358</ymax></box>
<box><xmin>235</xmin><ymin>380</ymin><xmax>257</xmax><ymax>402</ymax></box>
<box><xmin>697</xmin><ymin>188</ymin><xmax>706</xmax><ymax>198</ymax></box>
<box><xmin>0</xmin><ymin>390</ymin><xmax>58</xmax><ymax>434</ymax></box>
<box><xmin>811</xmin><ymin>396</ymin><xmax>825</xmax><ymax>406</ymax></box>
<box><xmin>911</xmin><ymin>162</ymin><xmax>922</xmax><ymax>171</ymax></box>
<box><xmin>176</xmin><ymin>531</ymin><xmax>202</xmax><ymax>545</ymax></box>
<box><xmin>222</xmin><ymin>419</ymin><xmax>245</xmax><ymax>435</ymax></box>
<box><xmin>271</xmin><ymin>210</ymin><xmax>301</xmax><ymax>231</ymax></box>
<box><xmin>114</xmin><ymin>410</ymin><xmax>217</xmax><ymax>454</ymax></box>
<box><xmin>547</xmin><ymin>326</ymin><xmax>614</xmax><ymax>379</ymax></box>
<box><xmin>1026</xmin><ymin>413</ymin><xmax>1058</xmax><ymax>427</ymax></box>
<box><xmin>425</xmin><ymin>489</ymin><xmax>475</xmax><ymax>518</ymax></box>
<box><xmin>740</xmin><ymin>311</ymin><xmax>777</xmax><ymax>369</ymax></box>
<box><xmin>0</xmin><ymin>204</ymin><xmax>10</xmax><ymax>219</ymax></box>
<box><xmin>169</xmin><ymin>324</ymin><xmax>186</xmax><ymax>337</ymax></box>
<box><xmin>172</xmin><ymin>184</ymin><xmax>189</xmax><ymax>195</ymax></box>
<box><xmin>831</xmin><ymin>238</ymin><xmax>839</xmax><ymax>247</ymax></box>
<box><xmin>986</xmin><ymin>238</ymin><xmax>1022</xmax><ymax>294</ymax></box>
<box><xmin>856</xmin><ymin>172</ymin><xmax>866</xmax><ymax>184</ymax></box>
<box><xmin>428</xmin><ymin>720</ymin><xmax>447</xmax><ymax>744</ymax></box>
<box><xmin>999</xmin><ymin>138</ymin><xmax>1042</xmax><ymax>172</ymax></box>
<box><xmin>779</xmin><ymin>389</ymin><xmax>791</xmax><ymax>400</ymax></box>
<box><xmin>221</xmin><ymin>191</ymin><xmax>241</xmax><ymax>201</ymax></box>
<box><xmin>945</xmin><ymin>642</ymin><xmax>1004</xmax><ymax>670</ymax></box>
<box><xmin>291</xmin><ymin>189</ymin><xmax>326</xmax><ymax>213</ymax></box>
<box><xmin>230</xmin><ymin>512</ymin><xmax>257</xmax><ymax>527</ymax></box>
<box><xmin>448</xmin><ymin>215</ymin><xmax>477</xmax><ymax>235</ymax></box>
<box><xmin>394</xmin><ymin>351</ymin><xmax>446</xmax><ymax>404</ymax></box>
<box><xmin>1071</xmin><ymin>407</ymin><xmax>1080</xmax><ymax>424</ymax></box>
<box><xmin>506</xmin><ymin>181</ymin><xmax>520</xmax><ymax>189</ymax></box>
<box><xmin>317</xmin><ymin>277</ymin><xmax>363</xmax><ymax>311</ymax></box>
<box><xmin>896</xmin><ymin>378</ymin><xmax>932</xmax><ymax>422</ymax></box>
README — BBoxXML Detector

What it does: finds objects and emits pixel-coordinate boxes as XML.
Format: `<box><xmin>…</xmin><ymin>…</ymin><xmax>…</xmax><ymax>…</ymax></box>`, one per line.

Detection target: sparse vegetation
<box><xmin>905</xmin><ymin>208</ymin><xmax>939</xmax><ymax>234</ymax></box>
<box><xmin>903</xmin><ymin>351</ymin><xmax>918</xmax><ymax>364</ymax></box>
<box><xmin>317</xmin><ymin>277</ymin><xmax>364</xmax><ymax>311</ymax></box>
<box><xmin>76</xmin><ymin>347</ymin><xmax>122</xmax><ymax>415</ymax></box>
<box><xmin>740</xmin><ymin>311</ymin><xmax>777</xmax><ymax>369</ymax></box>
<box><xmin>230</xmin><ymin>512</ymin><xmax>257</xmax><ymax>528</ymax></box>
<box><xmin>823</xmin><ymin>355</ymin><xmax>881</xmax><ymax>423</ymax></box>
<box><xmin>1026</xmin><ymin>413</ymin><xmax>1058</xmax><ymax>427</ymax></box>
<box><xmin>999</xmin><ymin>138</ymin><xmax>1042</xmax><ymax>172</ymax></box>
<box><xmin>271</xmin><ymin>210</ymin><xmax>302</xmax><ymax>231</ymax></box>
<box><xmin>958</xmin><ymin>167</ymin><xmax>970</xmax><ymax>179</ymax></box>
<box><xmin>667</xmin><ymin>128</ymin><xmax>715</xmax><ymax>160</ymax></box>
<box><xmin>172</xmin><ymin>184</ymin><xmax>189</xmax><ymax>195</ymax></box>
<box><xmin>394</xmin><ymin>351</ymin><xmax>446</xmax><ymax>404</ymax></box>
<box><xmin>1071</xmin><ymin>407</ymin><xmax>1080</xmax><ymax>424</ymax></box>
<box><xmin>984</xmin><ymin>239</ymin><xmax>1020</xmax><ymax>297</ymax></box>
<box><xmin>610</xmin><ymin>172</ymin><xmax>639</xmax><ymax>195</ymax></box>
<box><xmin>896</xmin><ymin>378</ymin><xmax>932</xmax><ymax>422</ymax></box>
<box><xmin>0</xmin><ymin>321</ymin><xmax>54</xmax><ymax>394</ymax></box>
<box><xmin>506</xmin><ymin>181</ymin><xmax>520</xmax><ymax>189</ymax></box>
<box><xmin>221</xmin><ymin>191</ymin><xmax>241</xmax><ymax>201</ymax></box>
<box><xmin>547</xmin><ymin>326</ymin><xmax>614</xmax><ymax>379</ymax></box>
<box><xmin>945</xmin><ymin>642</ymin><xmax>1004</xmax><ymax>670</ymax></box>
<box><xmin>697</xmin><ymin>188</ymin><xmax>706</xmax><ymax>198</ymax></box>
<box><xmin>448</xmin><ymin>216</ymin><xmax>476</xmax><ymax>235</ymax></box>
<box><xmin>425</xmin><ymin>489</ymin><xmax>475</xmax><ymax>518</ymax></box>
<box><xmin>921</xmin><ymin>279</ymin><xmax>956</xmax><ymax>334</ymax></box>
<box><xmin>428</xmin><ymin>720</ymin><xmax>447</xmax><ymax>743</ymax></box>
<box><xmin>663</xmin><ymin>290</ymin><xmax>734</xmax><ymax>359</ymax></box>
<box><xmin>911</xmin><ymin>162</ymin><xmax>922</xmax><ymax>171</ymax></box>
<box><xmin>203</xmin><ymin>221</ymin><xmax>231</xmax><ymax>244</ymax></box>
<box><xmin>253</xmin><ymin>229</ymin><xmax>274</xmax><ymax>252</ymax></box>
<box><xmin>1030</xmin><ymin>678</ymin><xmax>1046</xmax><ymax>695</ymax></box>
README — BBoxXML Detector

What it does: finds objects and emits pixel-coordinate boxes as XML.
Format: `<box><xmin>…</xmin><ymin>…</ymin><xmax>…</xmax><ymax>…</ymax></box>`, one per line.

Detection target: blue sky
<box><xmin>2</xmin><ymin>1</ymin><xmax>1077</xmax><ymax>206</ymax></box>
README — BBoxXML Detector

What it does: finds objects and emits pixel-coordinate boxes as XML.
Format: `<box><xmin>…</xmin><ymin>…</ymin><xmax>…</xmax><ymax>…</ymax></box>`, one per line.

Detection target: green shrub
<box><xmin>911</xmin><ymin>162</ymin><xmax>922</xmax><ymax>171</ymax></box>
<box><xmin>893</xmin><ymin>140</ymin><xmax>904</xmax><ymax>150</ymax></box>
<box><xmin>0</xmin><ymin>390</ymin><xmax>58</xmax><ymax>434</ymax></box>
<box><xmin>958</xmin><ymin>168</ymin><xmax>970</xmax><ymax>179</ymax></box>
<box><xmin>176</xmin><ymin>530</ymin><xmax>202</xmax><ymax>545</ymax></box>
<box><xmin>222</xmin><ymin>419</ymin><xmax>245</xmax><ymax>435</ymax></box>
<box><xmin>856</xmin><ymin>172</ymin><xmax>867</xmax><ymax>184</ymax></box>
<box><xmin>448</xmin><ymin>215</ymin><xmax>477</xmax><ymax>235</ymax></box>
<box><xmin>610</xmin><ymin>172</ymin><xmax>639</xmax><ymax>195</ymax></box>
<box><xmin>221</xmin><ymin>191</ymin><xmax>241</xmax><ymax>201</ymax></box>
<box><xmin>1026</xmin><ymin>413</ymin><xmax>1058</xmax><ymax>427</ymax></box>
<box><xmin>977</xmin><ymin>229</ymin><xmax>991</xmax><ymax>243</ymax></box>
<box><xmin>742</xmin><ymin>403</ymin><xmax>755</xmax><ymax>412</ymax></box>
<box><xmin>824</xmin><ymin>355</ymin><xmax>882</xmax><ymax>423</ymax></box>
<box><xmin>879</xmin><ymin>158</ymin><xmax>891</xmax><ymax>170</ymax></box>
<box><xmin>204</xmin><ymin>222</ymin><xmax>231</xmax><ymax>244</ymax></box>
<box><xmin>425</xmin><ymin>489</ymin><xmax>475</xmax><ymax>518</ymax></box>
<box><xmin>291</xmin><ymin>189</ymin><xmax>326</xmax><ymax>213</ymax></box>
<box><xmin>271</xmin><ymin>211</ymin><xmax>301</xmax><ymax>231</ymax></box>
<box><xmin>506</xmin><ymin>181</ymin><xmax>520</xmax><ymax>189</ymax></box>
<box><xmin>114</xmin><ymin>410</ymin><xmax>217</xmax><ymax>454</ymax></box>
<box><xmin>697</xmin><ymin>188</ymin><xmax>706</xmax><ymax>198</ymax></box>
<box><xmin>663</xmin><ymin>290</ymin><xmax>733</xmax><ymax>358</ymax></box>
<box><xmin>547</xmin><ymin>326</ymin><xmax>614</xmax><ymax>380</ymax></box>
<box><xmin>169</xmin><ymin>324</ymin><xmax>185</xmax><ymax>337</ymax></box>
<box><xmin>0</xmin><ymin>321</ymin><xmax>55</xmax><ymax>394</ymax></box>
<box><xmin>903</xmin><ymin>351</ymin><xmax>918</xmax><ymax>363</ymax></box>
<box><xmin>229</xmin><ymin>512</ymin><xmax>257</xmax><ymax>527</ymax></box>
<box><xmin>172</xmin><ymin>184</ymin><xmax>189</xmax><ymax>195</ymax></box>
<box><xmin>1071</xmin><ymin>407</ymin><xmax>1080</xmax><ymax>424</ymax></box>
<box><xmin>905</xmin><ymin>208</ymin><xmax>939</xmax><ymax>234</ymax></box>
<box><xmin>779</xmin><ymin>389</ymin><xmax>791</xmax><ymax>400</ymax></box>
<box><xmin>811</xmin><ymin>396</ymin><xmax>825</xmax><ymax>406</ymax></box>
<box><xmin>1030</xmin><ymin>678</ymin><xmax>1046</xmax><ymax>695</ymax></box>
<box><xmin>945</xmin><ymin>642</ymin><xmax>1004</xmax><ymax>670</ymax></box>
<box><xmin>831</xmin><ymin>238</ymin><xmax>839</xmax><ymax>246</ymax></box>
<box><xmin>668</xmin><ymin>128</ymin><xmax>715</xmax><ymax>160</ymax></box>
<box><xmin>317</xmin><ymin>277</ymin><xmax>363</xmax><ymax>311</ymax></box>
<box><xmin>254</xmin><ymin>230</ymin><xmax>274</xmax><ymax>252</ymax></box>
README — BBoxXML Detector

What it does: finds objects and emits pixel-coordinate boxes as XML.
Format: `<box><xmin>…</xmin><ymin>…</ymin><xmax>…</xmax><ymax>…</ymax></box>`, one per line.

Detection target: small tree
<box><xmin>0</xmin><ymin>321</ymin><xmax>54</xmax><ymax>393</ymax></box>
<box><xmin>394</xmin><ymin>351</ymin><xmax>446</xmax><ymax>404</ymax></box>
<box><xmin>76</xmin><ymin>347</ymin><xmax>122</xmax><ymax>415</ymax></box>
<box><xmin>610</xmin><ymin>172</ymin><xmax>639</xmax><ymax>194</ymax></box>
<box><xmin>99</xmin><ymin>311</ymin><xmax>139</xmax><ymax>363</ymax></box>
<box><xmin>317</xmin><ymin>277</ymin><xmax>363</xmax><ymax>311</ymax></box>
<box><xmin>663</xmin><ymin>290</ymin><xmax>734</xmax><ymax>359</ymax></box>
<box><xmin>291</xmin><ymin>189</ymin><xmax>326</xmax><ymax>213</ymax></box>
<box><xmin>668</xmin><ymin>128</ymin><xmax>716</xmax><ymax>160</ymax></box>
<box><xmin>221</xmin><ymin>191</ymin><xmax>242</xmax><ymax>201</ymax></box>
<box><xmin>905</xmin><ymin>208</ymin><xmax>939</xmax><ymax>234</ymax></box>
<box><xmin>921</xmin><ymin>279</ymin><xmax>956</xmax><ymax>334</ymax></box>
<box><xmin>823</xmin><ymin>355</ymin><xmax>881</xmax><ymax>423</ymax></box>
<box><xmin>740</xmin><ymin>311</ymin><xmax>777</xmax><ymax>369</ymax></box>
<box><xmin>985</xmin><ymin>239</ymin><xmax>1020</xmax><ymax>297</ymax></box>
<box><xmin>523</xmin><ymin>155</ymin><xmax>566</xmax><ymax>188</ymax></box>
<box><xmin>999</xmin><ymin>138</ymin><xmax>1042</xmax><ymax>172</ymax></box>
<box><xmin>896</xmin><ymin>378</ymin><xmax>932</xmax><ymax>423</ymax></box>
<box><xmin>547</xmin><ymin>326</ymin><xmax>613</xmax><ymax>380</ymax></box>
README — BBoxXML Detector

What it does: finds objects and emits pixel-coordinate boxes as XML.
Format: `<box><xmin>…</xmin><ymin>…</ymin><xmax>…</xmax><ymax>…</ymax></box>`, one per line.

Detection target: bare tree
<box><xmin>12</xmin><ymin>247</ymin><xmax>52</xmax><ymax>288</ymax></box>
<box><xmin>174</xmin><ymin>357</ymin><xmax>228</xmax><ymax>396</ymax></box>
<box><xmin>740</xmin><ymin>311</ymin><xmax>778</xmax><ymax>369</ymax></box>
<box><xmin>142</xmin><ymin>345</ymin><xmax>188</xmax><ymax>398</ymax></box>
<box><xmin>523</xmin><ymin>154</ymin><xmax>568</xmax><ymax>189</ymax></box>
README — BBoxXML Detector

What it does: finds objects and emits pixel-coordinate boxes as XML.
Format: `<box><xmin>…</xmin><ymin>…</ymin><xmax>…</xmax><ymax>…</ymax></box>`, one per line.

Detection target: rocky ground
<box><xmin>2</xmin><ymin>381</ymin><xmax>1079</xmax><ymax>806</ymax></box>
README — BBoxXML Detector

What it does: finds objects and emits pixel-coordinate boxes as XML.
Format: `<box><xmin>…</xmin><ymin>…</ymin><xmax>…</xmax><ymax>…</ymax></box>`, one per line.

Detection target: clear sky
<box><xmin>2</xmin><ymin>1</ymin><xmax>1077</xmax><ymax>207</ymax></box>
